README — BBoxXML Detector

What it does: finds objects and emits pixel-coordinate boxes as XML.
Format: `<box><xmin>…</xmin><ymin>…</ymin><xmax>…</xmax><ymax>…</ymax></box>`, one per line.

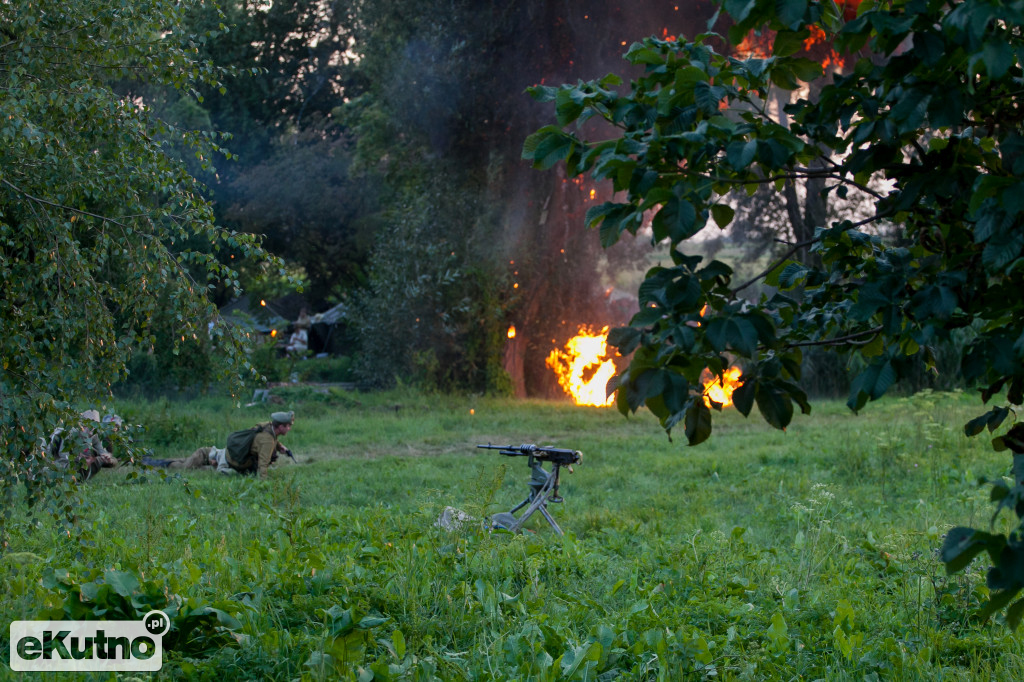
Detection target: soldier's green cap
<box><xmin>271</xmin><ymin>411</ymin><xmax>294</xmax><ymax>425</ymax></box>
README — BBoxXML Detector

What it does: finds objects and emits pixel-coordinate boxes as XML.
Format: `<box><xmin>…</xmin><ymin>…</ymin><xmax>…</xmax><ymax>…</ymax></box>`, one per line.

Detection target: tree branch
<box><xmin>786</xmin><ymin>325</ymin><xmax>883</xmax><ymax>348</ymax></box>
<box><xmin>733</xmin><ymin>237</ymin><xmax>819</xmax><ymax>294</ymax></box>
<box><xmin>1</xmin><ymin>178</ymin><xmax>135</xmax><ymax>227</ymax></box>
<box><xmin>731</xmin><ymin>210</ymin><xmax>892</xmax><ymax>295</ymax></box>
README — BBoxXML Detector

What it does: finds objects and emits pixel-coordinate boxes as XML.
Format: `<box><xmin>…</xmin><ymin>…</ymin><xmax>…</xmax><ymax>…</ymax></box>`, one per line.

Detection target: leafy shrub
<box><xmin>40</xmin><ymin>566</ymin><xmax>246</xmax><ymax>656</ymax></box>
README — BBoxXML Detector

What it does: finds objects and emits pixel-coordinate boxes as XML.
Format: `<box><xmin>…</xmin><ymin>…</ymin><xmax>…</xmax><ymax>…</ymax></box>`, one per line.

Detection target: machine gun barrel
<box><xmin>477</xmin><ymin>443</ymin><xmax>581</xmax><ymax>465</ymax></box>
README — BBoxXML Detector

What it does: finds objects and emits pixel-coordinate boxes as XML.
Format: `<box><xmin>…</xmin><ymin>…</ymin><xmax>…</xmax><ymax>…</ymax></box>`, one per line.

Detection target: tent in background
<box><xmin>219</xmin><ymin>294</ymin><xmax>352</xmax><ymax>356</ymax></box>
<box><xmin>308</xmin><ymin>302</ymin><xmax>353</xmax><ymax>356</ymax></box>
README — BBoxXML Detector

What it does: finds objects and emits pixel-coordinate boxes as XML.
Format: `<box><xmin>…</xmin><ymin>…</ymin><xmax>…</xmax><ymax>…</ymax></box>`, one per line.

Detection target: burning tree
<box><xmin>347</xmin><ymin>0</ymin><xmax>719</xmax><ymax>397</ymax></box>
<box><xmin>525</xmin><ymin>0</ymin><xmax>1024</xmax><ymax>627</ymax></box>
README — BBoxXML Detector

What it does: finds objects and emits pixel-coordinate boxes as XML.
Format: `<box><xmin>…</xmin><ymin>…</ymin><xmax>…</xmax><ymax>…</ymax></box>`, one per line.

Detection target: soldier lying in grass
<box><xmin>143</xmin><ymin>411</ymin><xmax>296</xmax><ymax>478</ymax></box>
<box><xmin>47</xmin><ymin>410</ymin><xmax>118</xmax><ymax>482</ymax></box>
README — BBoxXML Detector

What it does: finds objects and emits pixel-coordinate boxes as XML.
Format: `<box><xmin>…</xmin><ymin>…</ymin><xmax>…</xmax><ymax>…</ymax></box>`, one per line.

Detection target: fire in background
<box><xmin>546</xmin><ymin>326</ymin><xmax>617</xmax><ymax>407</ymax></box>
<box><xmin>546</xmin><ymin>324</ymin><xmax>744</xmax><ymax>410</ymax></box>
<box><xmin>701</xmin><ymin>366</ymin><xmax>742</xmax><ymax>408</ymax></box>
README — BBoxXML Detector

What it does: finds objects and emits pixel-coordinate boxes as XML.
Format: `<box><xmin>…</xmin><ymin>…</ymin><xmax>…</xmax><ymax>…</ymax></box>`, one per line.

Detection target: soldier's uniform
<box><xmin>225</xmin><ymin>411</ymin><xmax>294</xmax><ymax>479</ymax></box>
<box><xmin>167</xmin><ymin>446</ymin><xmax>230</xmax><ymax>471</ymax></box>
<box><xmin>142</xmin><ymin>446</ymin><xmax>234</xmax><ymax>473</ymax></box>
<box><xmin>48</xmin><ymin>410</ymin><xmax>117</xmax><ymax>481</ymax></box>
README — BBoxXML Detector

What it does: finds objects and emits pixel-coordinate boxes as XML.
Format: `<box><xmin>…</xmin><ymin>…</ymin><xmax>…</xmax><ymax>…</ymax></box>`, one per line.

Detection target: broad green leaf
<box><xmin>675</xmin><ymin>65</ymin><xmax>710</xmax><ymax>85</ymax></box>
<box><xmin>711</xmin><ymin>203</ymin><xmax>735</xmax><ymax>228</ymax></box>
<box><xmin>555</xmin><ymin>87</ymin><xmax>586</xmax><ymax>126</ymax></box>
<box><xmin>772</xmin><ymin>30</ymin><xmax>809</xmax><ymax>58</ymax></box>
<box><xmin>653</xmin><ymin>197</ymin><xmax>699</xmax><ymax>243</ymax></box>
<box><xmin>685</xmin><ymin>400</ymin><xmax>713</xmax><ymax>445</ymax></box>
<box><xmin>732</xmin><ymin>377</ymin><xmax>756</xmax><ymax>416</ymax></box>
<box><xmin>756</xmin><ymin>382</ymin><xmax>794</xmax><ymax>430</ymax></box>
<box><xmin>979</xmin><ymin>587</ymin><xmax>1023</xmax><ymax>623</ymax></box>
<box><xmin>940</xmin><ymin>527</ymin><xmax>996</xmax><ymax>574</ymax></box>
<box><xmin>607</xmin><ymin>326</ymin><xmax>642</xmax><ymax>355</ymax></box>
<box><xmin>982</xmin><ymin>40</ymin><xmax>1013</xmax><ymax>79</ymax></box>
<box><xmin>393</xmin><ymin>629</ymin><xmax>406</xmax><ymax>659</ymax></box>
<box><xmin>1007</xmin><ymin>598</ymin><xmax>1024</xmax><ymax>631</ymax></box>
<box><xmin>776</xmin><ymin>0</ymin><xmax>808</xmax><ymax>29</ymax></box>
<box><xmin>788</xmin><ymin>57</ymin><xmax>823</xmax><ymax>82</ymax></box>
<box><xmin>724</xmin><ymin>0</ymin><xmax>757</xmax><ymax>24</ymax></box>
<box><xmin>694</xmin><ymin>81</ymin><xmax>726</xmax><ymax>115</ymax></box>
<box><xmin>726</xmin><ymin>139</ymin><xmax>758</xmax><ymax>170</ymax></box>
<box><xmin>105</xmin><ymin>570</ymin><xmax>140</xmax><ymax>598</ymax></box>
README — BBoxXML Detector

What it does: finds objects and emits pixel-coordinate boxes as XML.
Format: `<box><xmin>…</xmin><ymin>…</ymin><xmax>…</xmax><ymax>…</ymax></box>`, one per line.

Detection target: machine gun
<box><xmin>477</xmin><ymin>443</ymin><xmax>582</xmax><ymax>535</ymax></box>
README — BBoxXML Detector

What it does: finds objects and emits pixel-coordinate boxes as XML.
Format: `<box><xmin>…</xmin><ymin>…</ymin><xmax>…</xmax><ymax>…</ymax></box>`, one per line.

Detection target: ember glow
<box><xmin>546</xmin><ymin>326</ymin><xmax>617</xmax><ymax>407</ymax></box>
<box><xmin>701</xmin><ymin>366</ymin><xmax>743</xmax><ymax>408</ymax></box>
<box><xmin>734</xmin><ymin>1</ymin><xmax>862</xmax><ymax>73</ymax></box>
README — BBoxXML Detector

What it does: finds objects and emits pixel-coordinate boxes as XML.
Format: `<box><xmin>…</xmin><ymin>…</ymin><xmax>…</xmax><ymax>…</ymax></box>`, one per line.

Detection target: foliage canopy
<box><xmin>0</xmin><ymin>0</ymin><xmax>279</xmax><ymax>516</ymax></box>
<box><xmin>524</xmin><ymin>0</ymin><xmax>1024</xmax><ymax>625</ymax></box>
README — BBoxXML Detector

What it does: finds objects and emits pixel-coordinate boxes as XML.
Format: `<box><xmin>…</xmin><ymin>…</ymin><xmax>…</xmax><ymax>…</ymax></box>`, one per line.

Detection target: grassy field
<box><xmin>2</xmin><ymin>387</ymin><xmax>1022</xmax><ymax>680</ymax></box>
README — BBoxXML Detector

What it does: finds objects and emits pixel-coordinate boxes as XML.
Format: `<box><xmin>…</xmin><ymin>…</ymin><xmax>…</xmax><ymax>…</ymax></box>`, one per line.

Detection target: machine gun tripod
<box><xmin>477</xmin><ymin>443</ymin><xmax>582</xmax><ymax>535</ymax></box>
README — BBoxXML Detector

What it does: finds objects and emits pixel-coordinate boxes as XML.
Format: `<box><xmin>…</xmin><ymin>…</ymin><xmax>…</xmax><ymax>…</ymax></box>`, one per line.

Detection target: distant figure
<box><xmin>285</xmin><ymin>308</ymin><xmax>310</xmax><ymax>355</ymax></box>
<box><xmin>48</xmin><ymin>410</ymin><xmax>117</xmax><ymax>481</ymax></box>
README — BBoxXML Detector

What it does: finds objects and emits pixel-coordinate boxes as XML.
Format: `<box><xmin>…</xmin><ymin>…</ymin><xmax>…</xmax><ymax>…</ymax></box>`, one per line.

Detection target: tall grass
<box><xmin>1</xmin><ymin>388</ymin><xmax>1020</xmax><ymax>680</ymax></box>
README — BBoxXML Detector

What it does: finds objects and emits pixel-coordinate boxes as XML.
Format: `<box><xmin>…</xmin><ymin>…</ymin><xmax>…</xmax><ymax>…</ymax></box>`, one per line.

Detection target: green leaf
<box><xmin>732</xmin><ymin>377</ymin><xmax>756</xmax><ymax>417</ymax></box>
<box><xmin>393</xmin><ymin>629</ymin><xmax>406</xmax><ymax>659</ymax></box>
<box><xmin>756</xmin><ymin>382</ymin><xmax>794</xmax><ymax>430</ymax></box>
<box><xmin>940</xmin><ymin>527</ymin><xmax>1001</xmax><ymax>574</ymax></box>
<box><xmin>634</xmin><ymin>306</ymin><xmax>669</xmax><ymax>330</ymax></box>
<box><xmin>729</xmin><ymin>317</ymin><xmax>760</xmax><ymax>357</ymax></box>
<box><xmin>705</xmin><ymin>317</ymin><xmax>730</xmax><ymax>352</ymax></box>
<box><xmin>1007</xmin><ymin>598</ymin><xmax>1024</xmax><ymax>631</ymax></box>
<box><xmin>105</xmin><ymin>570</ymin><xmax>140</xmax><ymax>598</ymax></box>
<box><xmin>777</xmin><ymin>262</ymin><xmax>808</xmax><ymax>289</ymax></box>
<box><xmin>965</xmin><ymin>407</ymin><xmax>1011</xmax><ymax>437</ymax></box>
<box><xmin>675</xmin><ymin>65</ymin><xmax>710</xmax><ymax>85</ymax></box>
<box><xmin>788</xmin><ymin>57</ymin><xmax>823</xmax><ymax>82</ymax></box>
<box><xmin>766</xmin><ymin>611</ymin><xmax>790</xmax><ymax>653</ymax></box>
<box><xmin>711</xmin><ymin>203</ymin><xmax>735</xmax><ymax>228</ymax></box>
<box><xmin>772</xmin><ymin>30</ymin><xmax>809</xmax><ymax>58</ymax></box>
<box><xmin>588</xmin><ymin>203</ymin><xmax>636</xmax><ymax>247</ymax></box>
<box><xmin>584</xmin><ymin>201</ymin><xmax>620</xmax><ymax>228</ymax></box>
<box><xmin>555</xmin><ymin>88</ymin><xmax>585</xmax><ymax>126</ymax></box>
<box><xmin>608</xmin><ymin>326</ymin><xmax>642</xmax><ymax>355</ymax></box>
<box><xmin>694</xmin><ymin>81</ymin><xmax>726</xmax><ymax>115</ymax></box>
<box><xmin>727</xmin><ymin>139</ymin><xmax>758</xmax><ymax>170</ymax></box>
<box><xmin>847</xmin><ymin>359</ymin><xmax>897</xmax><ymax>411</ymax></box>
<box><xmin>980</xmin><ymin>587</ymin><xmax>1023</xmax><ymax>623</ymax></box>
<box><xmin>776</xmin><ymin>0</ymin><xmax>808</xmax><ymax>29</ymax></box>
<box><xmin>685</xmin><ymin>400</ymin><xmax>713</xmax><ymax>445</ymax></box>
<box><xmin>522</xmin><ymin>127</ymin><xmax>577</xmax><ymax>170</ymax></box>
<box><xmin>982</xmin><ymin>40</ymin><xmax>1013</xmax><ymax>79</ymax></box>
<box><xmin>724</xmin><ymin>0</ymin><xmax>757</xmax><ymax>24</ymax></box>
<box><xmin>653</xmin><ymin>197</ymin><xmax>699</xmax><ymax>243</ymax></box>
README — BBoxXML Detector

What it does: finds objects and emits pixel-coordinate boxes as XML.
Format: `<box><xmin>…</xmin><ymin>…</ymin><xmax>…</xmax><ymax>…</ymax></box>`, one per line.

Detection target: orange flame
<box><xmin>803</xmin><ymin>25</ymin><xmax>827</xmax><ymax>51</ymax></box>
<box><xmin>701</xmin><ymin>366</ymin><xmax>743</xmax><ymax>407</ymax></box>
<box><xmin>734</xmin><ymin>30</ymin><xmax>773</xmax><ymax>59</ymax></box>
<box><xmin>734</xmin><ymin>3</ymin><xmax>861</xmax><ymax>73</ymax></box>
<box><xmin>547</xmin><ymin>326</ymin><xmax>617</xmax><ymax>407</ymax></box>
<box><xmin>507</xmin><ymin>324</ymin><xmax>516</xmax><ymax>339</ymax></box>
